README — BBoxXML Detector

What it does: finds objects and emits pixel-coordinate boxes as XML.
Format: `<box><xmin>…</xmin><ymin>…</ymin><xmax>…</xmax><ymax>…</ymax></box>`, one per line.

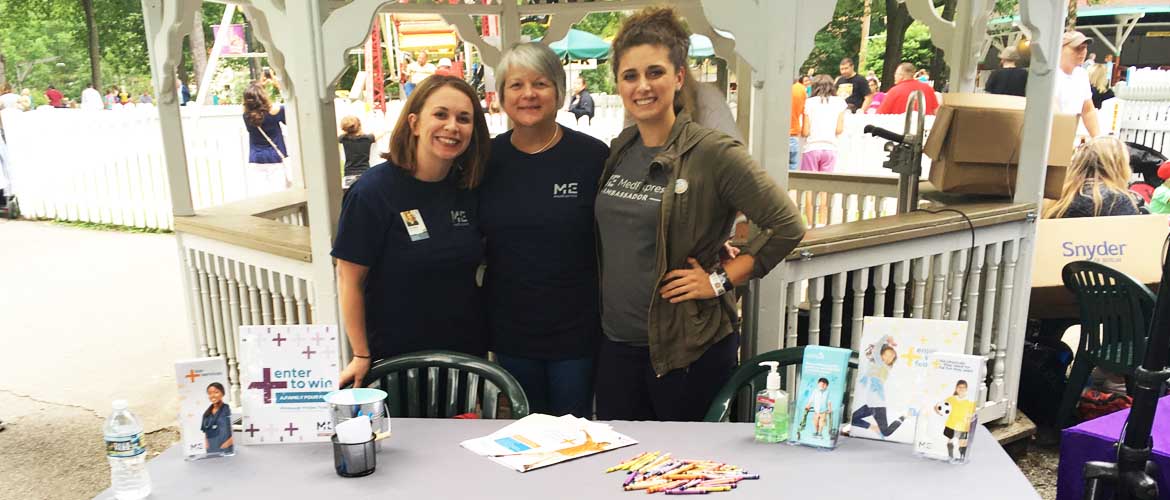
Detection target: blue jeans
<box><xmin>788</xmin><ymin>137</ymin><xmax>800</xmax><ymax>171</ymax></box>
<box><xmin>404</xmin><ymin>82</ymin><xmax>416</xmax><ymax>98</ymax></box>
<box><xmin>495</xmin><ymin>354</ymin><xmax>594</xmax><ymax>417</ymax></box>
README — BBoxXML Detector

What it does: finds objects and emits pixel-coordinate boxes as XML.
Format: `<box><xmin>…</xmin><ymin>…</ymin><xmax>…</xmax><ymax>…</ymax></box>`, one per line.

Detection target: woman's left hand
<box><xmin>659</xmin><ymin>258</ymin><xmax>716</xmax><ymax>303</ymax></box>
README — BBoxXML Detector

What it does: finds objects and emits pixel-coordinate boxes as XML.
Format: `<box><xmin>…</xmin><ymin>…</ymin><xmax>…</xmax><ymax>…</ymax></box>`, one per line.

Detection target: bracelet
<box><xmin>353</xmin><ymin>354</ymin><xmax>371</xmax><ymax>359</ymax></box>
<box><xmin>708</xmin><ymin>271</ymin><xmax>727</xmax><ymax>297</ymax></box>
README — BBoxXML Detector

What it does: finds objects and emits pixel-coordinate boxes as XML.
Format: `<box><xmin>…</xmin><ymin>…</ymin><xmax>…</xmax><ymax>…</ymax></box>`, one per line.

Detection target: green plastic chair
<box><xmin>704</xmin><ymin>346</ymin><xmax>859</xmax><ymax>423</ymax></box>
<box><xmin>365</xmin><ymin>350</ymin><xmax>531</xmax><ymax>419</ymax></box>
<box><xmin>1057</xmin><ymin>261</ymin><xmax>1156</xmax><ymax>429</ymax></box>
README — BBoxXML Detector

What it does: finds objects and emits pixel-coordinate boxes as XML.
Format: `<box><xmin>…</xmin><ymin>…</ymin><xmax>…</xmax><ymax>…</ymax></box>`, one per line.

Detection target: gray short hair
<box><xmin>495</xmin><ymin>42</ymin><xmax>566</xmax><ymax>106</ymax></box>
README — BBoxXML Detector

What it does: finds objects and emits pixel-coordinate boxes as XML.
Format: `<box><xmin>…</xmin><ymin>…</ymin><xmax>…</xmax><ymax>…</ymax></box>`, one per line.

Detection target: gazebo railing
<box><xmin>745</xmin><ymin>202</ymin><xmax>1036</xmax><ymax>424</ymax></box>
<box><xmin>787</xmin><ymin>171</ymin><xmax>900</xmax><ymax>227</ymax></box>
<box><xmin>175</xmin><ymin>190</ymin><xmax>315</xmax><ymax>407</ymax></box>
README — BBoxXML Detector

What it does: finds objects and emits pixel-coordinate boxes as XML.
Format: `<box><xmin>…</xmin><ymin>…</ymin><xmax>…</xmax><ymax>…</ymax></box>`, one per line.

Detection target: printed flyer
<box><xmin>238</xmin><ymin>325</ymin><xmax>340</xmax><ymax>444</ymax></box>
<box><xmin>175</xmin><ymin>357</ymin><xmax>234</xmax><ymax>459</ymax></box>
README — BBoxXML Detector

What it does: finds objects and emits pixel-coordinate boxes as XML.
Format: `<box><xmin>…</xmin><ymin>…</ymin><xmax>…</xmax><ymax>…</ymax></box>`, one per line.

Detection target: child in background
<box><xmin>1147</xmin><ymin>162</ymin><xmax>1170</xmax><ymax>214</ymax></box>
<box><xmin>801</xmin><ymin>74</ymin><xmax>846</xmax><ymax>173</ymax></box>
<box><xmin>338</xmin><ymin>115</ymin><xmax>390</xmax><ymax>189</ymax></box>
<box><xmin>936</xmin><ymin>380</ymin><xmax>976</xmax><ymax>460</ymax></box>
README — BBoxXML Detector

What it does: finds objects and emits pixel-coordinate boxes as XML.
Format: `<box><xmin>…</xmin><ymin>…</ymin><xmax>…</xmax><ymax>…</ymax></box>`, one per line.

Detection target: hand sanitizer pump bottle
<box><xmin>754</xmin><ymin>361</ymin><xmax>789</xmax><ymax>443</ymax></box>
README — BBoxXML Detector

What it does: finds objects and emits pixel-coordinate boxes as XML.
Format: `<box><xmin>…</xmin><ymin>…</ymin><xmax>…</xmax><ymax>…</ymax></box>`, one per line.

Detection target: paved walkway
<box><xmin>0</xmin><ymin>219</ymin><xmax>188</xmax><ymax>499</ymax></box>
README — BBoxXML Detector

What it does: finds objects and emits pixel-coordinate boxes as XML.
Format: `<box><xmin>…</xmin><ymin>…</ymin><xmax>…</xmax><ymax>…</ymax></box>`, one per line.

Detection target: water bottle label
<box><xmin>105</xmin><ymin>434</ymin><xmax>145</xmax><ymax>458</ymax></box>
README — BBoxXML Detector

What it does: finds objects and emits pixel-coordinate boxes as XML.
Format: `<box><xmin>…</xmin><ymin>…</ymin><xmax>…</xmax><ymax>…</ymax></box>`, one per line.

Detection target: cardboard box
<box><xmin>1029</xmin><ymin>214</ymin><xmax>1169</xmax><ymax>318</ymax></box>
<box><xmin>925</xmin><ymin>93</ymin><xmax>1078</xmax><ymax>199</ymax></box>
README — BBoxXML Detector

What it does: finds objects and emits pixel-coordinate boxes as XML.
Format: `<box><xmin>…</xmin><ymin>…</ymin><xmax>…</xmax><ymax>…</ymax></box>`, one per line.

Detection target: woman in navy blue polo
<box><xmin>479</xmin><ymin>43</ymin><xmax>609</xmax><ymax>416</ymax></box>
<box><xmin>332</xmin><ymin>76</ymin><xmax>492</xmax><ymax>388</ymax></box>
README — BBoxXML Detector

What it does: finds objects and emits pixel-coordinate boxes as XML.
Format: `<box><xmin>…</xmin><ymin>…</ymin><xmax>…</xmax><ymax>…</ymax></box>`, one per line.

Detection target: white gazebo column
<box><xmin>907</xmin><ymin>0</ymin><xmax>994</xmax><ymax>92</ymax></box>
<box><xmin>141</xmin><ymin>0</ymin><xmax>201</xmax><ymax>218</ymax></box>
<box><xmin>1003</xmin><ymin>0</ymin><xmax>1067</xmax><ymax>421</ymax></box>
<box><xmin>701</xmin><ymin>0</ymin><xmax>836</xmax><ymax>354</ymax></box>
<box><xmin>142</xmin><ymin>0</ymin><xmax>203</xmax><ymax>356</ymax></box>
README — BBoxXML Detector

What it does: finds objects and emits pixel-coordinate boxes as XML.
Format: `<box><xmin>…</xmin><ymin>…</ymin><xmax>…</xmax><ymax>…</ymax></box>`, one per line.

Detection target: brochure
<box><xmin>847</xmin><ymin>317</ymin><xmax>968</xmax><ymax>444</ymax></box>
<box><xmin>237</xmin><ymin>324</ymin><xmax>340</xmax><ymax>444</ymax></box>
<box><xmin>461</xmin><ymin>414</ymin><xmax>638</xmax><ymax>472</ymax></box>
<box><xmin>913</xmin><ymin>352</ymin><xmax>984</xmax><ymax>463</ymax></box>
<box><xmin>790</xmin><ymin>345</ymin><xmax>852</xmax><ymax>449</ymax></box>
<box><xmin>175</xmin><ymin>357</ymin><xmax>234</xmax><ymax>459</ymax></box>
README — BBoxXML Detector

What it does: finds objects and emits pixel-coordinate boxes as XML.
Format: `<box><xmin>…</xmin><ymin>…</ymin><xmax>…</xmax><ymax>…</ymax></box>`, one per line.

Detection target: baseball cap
<box><xmin>999</xmin><ymin>46</ymin><xmax>1020</xmax><ymax>62</ymax></box>
<box><xmin>438</xmin><ymin>58</ymin><xmax>452</xmax><ymax>68</ymax></box>
<box><xmin>1062</xmin><ymin>31</ymin><xmax>1093</xmax><ymax>47</ymax></box>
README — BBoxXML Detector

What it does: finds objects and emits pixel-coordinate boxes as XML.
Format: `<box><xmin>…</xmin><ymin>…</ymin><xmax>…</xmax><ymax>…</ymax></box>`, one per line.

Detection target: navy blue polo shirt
<box><xmin>331</xmin><ymin>162</ymin><xmax>486</xmax><ymax>359</ymax></box>
<box><xmin>479</xmin><ymin>128</ymin><xmax>609</xmax><ymax>360</ymax></box>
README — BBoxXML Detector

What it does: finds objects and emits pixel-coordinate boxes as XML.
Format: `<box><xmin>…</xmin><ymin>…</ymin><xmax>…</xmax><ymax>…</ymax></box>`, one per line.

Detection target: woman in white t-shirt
<box><xmin>801</xmin><ymin>75</ymin><xmax>847</xmax><ymax>172</ymax></box>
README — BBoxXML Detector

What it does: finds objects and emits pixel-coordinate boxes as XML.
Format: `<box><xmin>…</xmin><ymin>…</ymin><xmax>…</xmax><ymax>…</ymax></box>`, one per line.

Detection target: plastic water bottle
<box><xmin>104</xmin><ymin>400</ymin><xmax>151</xmax><ymax>500</ymax></box>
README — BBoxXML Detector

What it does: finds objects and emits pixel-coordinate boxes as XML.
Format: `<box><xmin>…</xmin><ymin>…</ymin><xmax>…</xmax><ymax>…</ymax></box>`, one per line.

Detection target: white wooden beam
<box><xmin>517</xmin><ymin>0</ymin><xmax>679</xmax><ymax>16</ymax></box>
<box><xmin>441</xmin><ymin>13</ymin><xmax>502</xmax><ymax>69</ymax></box>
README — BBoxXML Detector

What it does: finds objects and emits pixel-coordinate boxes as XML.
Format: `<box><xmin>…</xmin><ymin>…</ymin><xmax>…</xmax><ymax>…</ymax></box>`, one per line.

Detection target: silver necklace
<box><xmin>528</xmin><ymin>125</ymin><xmax>560</xmax><ymax>154</ymax></box>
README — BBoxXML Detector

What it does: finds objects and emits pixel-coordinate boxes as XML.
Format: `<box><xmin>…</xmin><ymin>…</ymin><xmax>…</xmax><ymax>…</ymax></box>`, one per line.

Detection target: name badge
<box><xmin>400</xmin><ymin>209</ymin><xmax>429</xmax><ymax>241</ymax></box>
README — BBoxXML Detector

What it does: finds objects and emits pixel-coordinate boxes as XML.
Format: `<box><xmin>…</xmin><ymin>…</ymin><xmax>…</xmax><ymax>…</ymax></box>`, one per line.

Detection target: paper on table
<box><xmin>335</xmin><ymin>415</ymin><xmax>372</xmax><ymax>444</ymax></box>
<box><xmin>460</xmin><ymin>414</ymin><xmax>637</xmax><ymax>472</ymax></box>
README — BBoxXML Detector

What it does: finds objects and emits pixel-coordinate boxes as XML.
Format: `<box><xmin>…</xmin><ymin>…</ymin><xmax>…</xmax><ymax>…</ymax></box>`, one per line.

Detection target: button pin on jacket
<box><xmin>675</xmin><ymin>179</ymin><xmax>688</xmax><ymax>194</ymax></box>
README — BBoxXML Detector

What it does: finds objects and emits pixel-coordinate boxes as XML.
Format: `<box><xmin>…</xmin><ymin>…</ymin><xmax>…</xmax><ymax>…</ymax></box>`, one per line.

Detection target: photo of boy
<box><xmin>806</xmin><ymin>378</ymin><xmax>832</xmax><ymax>437</ymax></box>
<box><xmin>936</xmin><ymin>380</ymin><xmax>976</xmax><ymax>460</ymax></box>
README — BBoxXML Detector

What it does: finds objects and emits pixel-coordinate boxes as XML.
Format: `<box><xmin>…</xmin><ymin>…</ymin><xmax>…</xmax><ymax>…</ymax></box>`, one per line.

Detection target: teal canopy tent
<box><xmin>545</xmin><ymin>29</ymin><xmax>611</xmax><ymax>60</ymax></box>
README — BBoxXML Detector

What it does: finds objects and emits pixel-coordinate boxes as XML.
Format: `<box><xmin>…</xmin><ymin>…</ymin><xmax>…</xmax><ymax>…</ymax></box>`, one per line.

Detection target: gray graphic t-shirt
<box><xmin>595</xmin><ymin>140</ymin><xmax>668</xmax><ymax>345</ymax></box>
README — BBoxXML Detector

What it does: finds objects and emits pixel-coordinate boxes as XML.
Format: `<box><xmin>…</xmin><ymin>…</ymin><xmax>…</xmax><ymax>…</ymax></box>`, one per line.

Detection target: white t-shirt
<box><xmin>80</xmin><ymin>88</ymin><xmax>103</xmax><ymax>111</ymax></box>
<box><xmin>0</xmin><ymin>93</ymin><xmax>20</xmax><ymax>110</ymax></box>
<box><xmin>409</xmin><ymin>61</ymin><xmax>436</xmax><ymax>84</ymax></box>
<box><xmin>803</xmin><ymin>96</ymin><xmax>847</xmax><ymax>152</ymax></box>
<box><xmin>1055</xmin><ymin>66</ymin><xmax>1091</xmax><ymax>116</ymax></box>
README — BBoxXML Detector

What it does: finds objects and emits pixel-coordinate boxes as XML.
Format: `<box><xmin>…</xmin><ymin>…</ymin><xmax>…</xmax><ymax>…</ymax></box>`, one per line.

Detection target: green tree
<box><xmin>803</xmin><ymin>0</ymin><xmax>887</xmax><ymax>77</ymax></box>
<box><xmin>862</xmin><ymin>22</ymin><xmax>937</xmax><ymax>83</ymax></box>
<box><xmin>572</xmin><ymin>12</ymin><xmax>624</xmax><ymax>95</ymax></box>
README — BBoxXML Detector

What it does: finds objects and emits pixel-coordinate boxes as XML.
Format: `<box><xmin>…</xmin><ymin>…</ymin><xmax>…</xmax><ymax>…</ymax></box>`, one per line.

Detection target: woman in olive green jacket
<box><xmin>593</xmin><ymin>6</ymin><xmax>806</xmax><ymax>421</ymax></box>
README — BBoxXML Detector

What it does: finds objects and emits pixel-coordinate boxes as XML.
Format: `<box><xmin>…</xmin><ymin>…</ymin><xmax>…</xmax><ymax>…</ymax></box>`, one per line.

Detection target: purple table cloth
<box><xmin>1058</xmin><ymin>395</ymin><xmax>1170</xmax><ymax>500</ymax></box>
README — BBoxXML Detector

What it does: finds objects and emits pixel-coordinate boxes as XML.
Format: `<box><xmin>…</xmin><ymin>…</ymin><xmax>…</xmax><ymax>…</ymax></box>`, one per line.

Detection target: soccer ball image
<box><xmin>936</xmin><ymin>402</ymin><xmax>952</xmax><ymax>416</ymax></box>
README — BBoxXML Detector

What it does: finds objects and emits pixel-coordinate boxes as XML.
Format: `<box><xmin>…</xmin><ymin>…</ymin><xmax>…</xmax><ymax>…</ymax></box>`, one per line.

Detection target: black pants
<box><xmin>851</xmin><ymin>405</ymin><xmax>904</xmax><ymax>436</ymax></box>
<box><xmin>595</xmin><ymin>333</ymin><xmax>738</xmax><ymax>422</ymax></box>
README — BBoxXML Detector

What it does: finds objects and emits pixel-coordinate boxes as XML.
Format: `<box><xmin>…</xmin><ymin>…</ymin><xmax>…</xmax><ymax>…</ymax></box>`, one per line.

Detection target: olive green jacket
<box><xmin>600</xmin><ymin>113</ymin><xmax>806</xmax><ymax>376</ymax></box>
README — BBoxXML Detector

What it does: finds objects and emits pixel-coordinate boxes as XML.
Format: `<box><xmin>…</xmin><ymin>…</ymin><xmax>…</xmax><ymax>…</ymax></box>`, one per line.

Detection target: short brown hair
<box><xmin>610</xmin><ymin>5</ymin><xmax>694</xmax><ymax>115</ymax></box>
<box><xmin>382</xmin><ymin>76</ymin><xmax>490</xmax><ymax>189</ymax></box>
<box><xmin>339</xmin><ymin>115</ymin><xmax>361</xmax><ymax>135</ymax></box>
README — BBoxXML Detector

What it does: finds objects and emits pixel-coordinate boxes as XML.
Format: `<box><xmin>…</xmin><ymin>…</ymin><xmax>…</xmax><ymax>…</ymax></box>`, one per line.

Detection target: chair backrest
<box><xmin>704</xmin><ymin>346</ymin><xmax>859</xmax><ymax>423</ymax></box>
<box><xmin>365</xmin><ymin>350</ymin><xmax>530</xmax><ymax>419</ymax></box>
<box><xmin>1062</xmin><ymin>261</ymin><xmax>1157</xmax><ymax>373</ymax></box>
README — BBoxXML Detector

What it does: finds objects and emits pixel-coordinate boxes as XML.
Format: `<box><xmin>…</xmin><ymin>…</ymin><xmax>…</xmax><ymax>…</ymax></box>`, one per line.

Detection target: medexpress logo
<box><xmin>553</xmin><ymin>182</ymin><xmax>579</xmax><ymax>198</ymax></box>
<box><xmin>1062</xmin><ymin>240</ymin><xmax>1128</xmax><ymax>263</ymax></box>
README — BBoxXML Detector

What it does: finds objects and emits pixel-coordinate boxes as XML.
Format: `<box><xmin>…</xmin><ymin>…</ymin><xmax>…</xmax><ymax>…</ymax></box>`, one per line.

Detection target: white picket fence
<box><xmin>2</xmin><ymin>95</ymin><xmax>933</xmax><ymax>231</ymax></box>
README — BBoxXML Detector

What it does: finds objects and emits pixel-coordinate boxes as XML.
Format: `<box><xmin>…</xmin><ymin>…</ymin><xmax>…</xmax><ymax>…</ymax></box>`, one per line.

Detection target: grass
<box><xmin>50</xmin><ymin>219</ymin><xmax>172</xmax><ymax>234</ymax></box>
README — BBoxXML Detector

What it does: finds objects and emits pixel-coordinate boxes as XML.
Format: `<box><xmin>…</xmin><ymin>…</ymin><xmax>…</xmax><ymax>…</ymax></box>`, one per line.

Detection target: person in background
<box><xmin>1146</xmin><ymin>162</ymin><xmax>1170</xmax><ymax>215</ymax></box>
<box><xmin>801</xmin><ymin>75</ymin><xmax>812</xmax><ymax>96</ymax></box>
<box><xmin>479</xmin><ymin>43</ymin><xmax>610</xmax><ymax>417</ymax></box>
<box><xmin>569</xmin><ymin>74</ymin><xmax>596</xmax><ymax>125</ymax></box>
<box><xmin>242</xmin><ymin>83</ymin><xmax>290</xmax><ymax>195</ymax></box>
<box><xmin>104</xmin><ymin>88</ymin><xmax>118</xmax><ymax>109</ymax></box>
<box><xmin>118</xmin><ymin>88</ymin><xmax>131</xmax><ymax>105</ymax></box>
<box><xmin>1088</xmin><ymin>63</ymin><xmax>1114</xmax><ymax>109</ymax></box>
<box><xmin>139</xmin><ymin>91</ymin><xmax>153</xmax><ymax>105</ymax></box>
<box><xmin>1056</xmin><ymin>31</ymin><xmax>1100</xmax><ymax>138</ymax></box>
<box><xmin>985</xmin><ymin>46</ymin><xmax>1028</xmax><ymax>97</ymax></box>
<box><xmin>865</xmin><ymin>76</ymin><xmax>885</xmax><ymax>112</ymax></box>
<box><xmin>1083</xmin><ymin>52</ymin><xmax>1097</xmax><ymax>69</ymax></box>
<box><xmin>877</xmin><ymin>62</ymin><xmax>940</xmax><ymax>115</ymax></box>
<box><xmin>179</xmin><ymin>78</ymin><xmax>191</xmax><ymax>105</ymax></box>
<box><xmin>801</xmin><ymin>75</ymin><xmax>847</xmax><ymax>172</ymax></box>
<box><xmin>915</xmin><ymin>69</ymin><xmax>931</xmax><ymax>83</ymax></box>
<box><xmin>406</xmin><ymin>52</ymin><xmax>436</xmax><ymax>99</ymax></box>
<box><xmin>17</xmin><ymin>89</ymin><xmax>31</xmax><ymax>111</ymax></box>
<box><xmin>789</xmin><ymin>76</ymin><xmax>807</xmax><ymax>170</ymax></box>
<box><xmin>44</xmin><ymin>85</ymin><xmax>64</xmax><ymax>108</ymax></box>
<box><xmin>434</xmin><ymin>58</ymin><xmax>456</xmax><ymax>77</ymax></box>
<box><xmin>0</xmin><ymin>84</ymin><xmax>20</xmax><ymax>110</ymax></box>
<box><xmin>594</xmin><ymin>6</ymin><xmax>805</xmax><ymax>422</ymax></box>
<box><xmin>80</xmin><ymin>83</ymin><xmax>102</xmax><ymax>110</ymax></box>
<box><xmin>835</xmin><ymin>57</ymin><xmax>871</xmax><ymax>113</ymax></box>
<box><xmin>1044</xmin><ymin>136</ymin><xmax>1144</xmax><ymax>218</ymax></box>
<box><xmin>332</xmin><ymin>76</ymin><xmax>491</xmax><ymax>388</ymax></box>
<box><xmin>339</xmin><ymin>115</ymin><xmax>391</xmax><ymax>188</ymax></box>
